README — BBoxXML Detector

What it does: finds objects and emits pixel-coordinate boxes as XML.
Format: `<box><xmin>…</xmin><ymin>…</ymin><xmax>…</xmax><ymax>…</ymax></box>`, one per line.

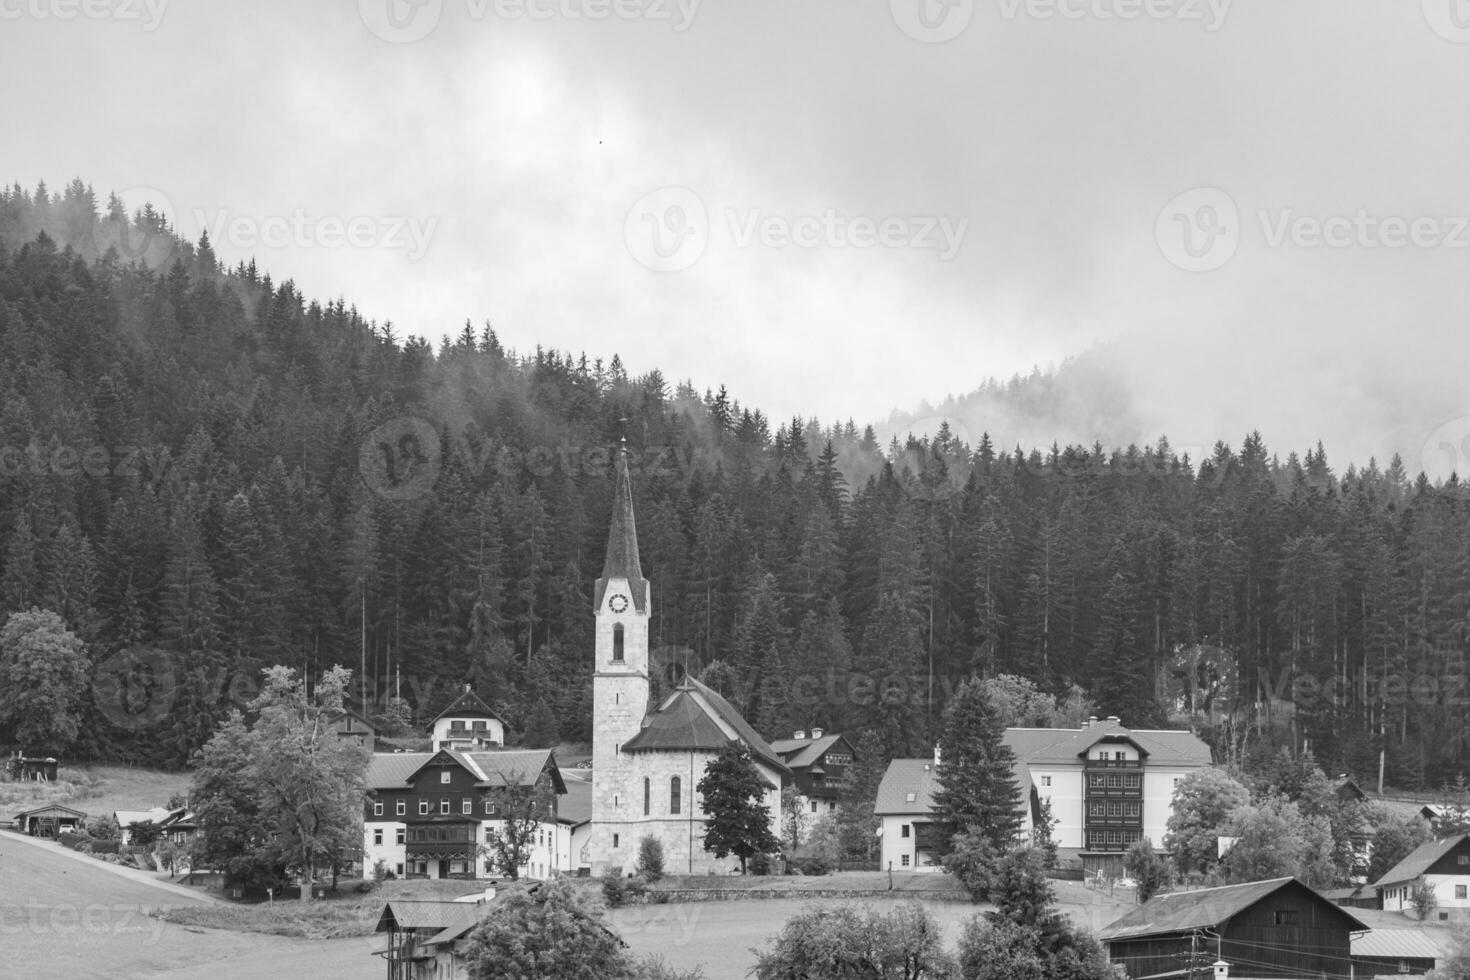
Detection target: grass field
<box><xmin>0</xmin><ymin>763</ymin><xmax>191</xmax><ymax>821</ymax></box>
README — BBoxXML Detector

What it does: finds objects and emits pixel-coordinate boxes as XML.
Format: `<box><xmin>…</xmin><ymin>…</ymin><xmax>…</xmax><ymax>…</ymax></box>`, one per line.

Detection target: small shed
<box><xmin>9</xmin><ymin>756</ymin><xmax>59</xmax><ymax>782</ymax></box>
<box><xmin>15</xmin><ymin>804</ymin><xmax>87</xmax><ymax>837</ymax></box>
<box><xmin>372</xmin><ymin>899</ymin><xmax>490</xmax><ymax>980</ymax></box>
<box><xmin>1350</xmin><ymin>928</ymin><xmax>1444</xmax><ymax>977</ymax></box>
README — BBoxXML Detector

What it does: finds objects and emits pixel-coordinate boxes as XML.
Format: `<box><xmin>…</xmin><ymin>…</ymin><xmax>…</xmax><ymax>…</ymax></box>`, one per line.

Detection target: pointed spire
<box><xmin>601</xmin><ymin>444</ymin><xmax>644</xmax><ymax>585</ymax></box>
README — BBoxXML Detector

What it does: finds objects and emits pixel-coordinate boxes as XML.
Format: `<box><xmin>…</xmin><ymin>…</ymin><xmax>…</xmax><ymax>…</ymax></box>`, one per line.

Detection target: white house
<box><xmin>1375</xmin><ymin>833</ymin><xmax>1470</xmax><ymax>918</ymax></box>
<box><xmin>874</xmin><ymin>716</ymin><xmax>1212</xmax><ymax>875</ymax></box>
<box><xmin>430</xmin><ymin>687</ymin><xmax>506</xmax><ymax>751</ymax></box>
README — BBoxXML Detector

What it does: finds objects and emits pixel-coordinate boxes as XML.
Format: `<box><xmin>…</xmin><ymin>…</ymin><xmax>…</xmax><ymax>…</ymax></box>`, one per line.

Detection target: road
<box><xmin>0</xmin><ymin>832</ymin><xmax>376</xmax><ymax>980</ymax></box>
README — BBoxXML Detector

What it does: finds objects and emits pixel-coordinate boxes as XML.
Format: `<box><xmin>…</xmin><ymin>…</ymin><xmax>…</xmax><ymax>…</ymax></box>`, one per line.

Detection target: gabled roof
<box><xmin>1373</xmin><ymin>834</ymin><xmax>1470</xmax><ymax>888</ymax></box>
<box><xmin>366</xmin><ymin>748</ymin><xmax>566</xmax><ymax>795</ymax></box>
<box><xmin>115</xmin><ymin>807</ymin><xmax>173</xmax><ymax>827</ymax></box>
<box><xmin>594</xmin><ymin>448</ymin><xmax>649</xmax><ymax>613</ymax></box>
<box><xmin>874</xmin><ymin>756</ymin><xmax>1031</xmax><ymax>817</ymax></box>
<box><xmin>14</xmin><ymin>803</ymin><xmax>87</xmax><ymax>820</ymax></box>
<box><xmin>430</xmin><ymin>687</ymin><xmax>505</xmax><ymax>726</ymax></box>
<box><xmin>375</xmin><ymin>900</ymin><xmax>486</xmax><ymax>943</ymax></box>
<box><xmin>622</xmin><ymin>676</ymin><xmax>789</xmax><ymax>775</ymax></box>
<box><xmin>1002</xmin><ymin>722</ymin><xmax>1211</xmax><ymax>767</ymax></box>
<box><xmin>769</xmin><ymin>734</ymin><xmax>846</xmax><ymax>770</ymax></box>
<box><xmin>1098</xmin><ymin>877</ymin><xmax>1369</xmax><ymax>942</ymax></box>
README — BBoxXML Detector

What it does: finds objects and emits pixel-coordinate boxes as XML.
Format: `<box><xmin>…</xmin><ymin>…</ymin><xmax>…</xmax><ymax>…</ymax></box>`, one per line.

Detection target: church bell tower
<box><xmin>589</xmin><ymin>444</ymin><xmax>651</xmax><ymax>871</ymax></box>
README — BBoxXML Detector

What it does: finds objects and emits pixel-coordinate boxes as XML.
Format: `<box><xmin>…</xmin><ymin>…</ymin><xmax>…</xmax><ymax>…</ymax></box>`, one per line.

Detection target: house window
<box><xmin>1125</xmin><ymin>774</ymin><xmax>1141</xmax><ymax>789</ymax></box>
<box><xmin>905</xmin><ymin>792</ymin><xmax>916</xmax><ymax>803</ymax></box>
<box><xmin>901</xmin><ymin>855</ymin><xmax>910</xmax><ymax>867</ymax></box>
<box><xmin>441</xmin><ymin>800</ymin><xmax>450</xmax><ymax>815</ymax></box>
<box><xmin>811</xmin><ymin>800</ymin><xmax>818</xmax><ymax>813</ymax></box>
<box><xmin>396</xmin><ymin>800</ymin><xmax>406</xmax><ymax>816</ymax></box>
<box><xmin>613</xmin><ymin>833</ymin><xmax>620</xmax><ymax>848</ymax></box>
<box><xmin>419</xmin><ymin>800</ymin><xmax>430</xmax><ymax>815</ymax></box>
<box><xmin>463</xmin><ymin>799</ymin><xmax>472</xmax><ymax>815</ymax></box>
<box><xmin>1459</xmin><ymin>885</ymin><xmax>1468</xmax><ymax>900</ymax></box>
<box><xmin>1041</xmin><ymin>776</ymin><xmax>1052</xmax><ymax>787</ymax></box>
<box><xmin>373</xmin><ymin>801</ymin><xmax>383</xmax><ymax>816</ymax></box>
<box><xmin>396</xmin><ymin>829</ymin><xmax>405</xmax><ymax>845</ymax></box>
<box><xmin>644</xmin><ymin>778</ymin><xmax>651</xmax><ymax>816</ymax></box>
<box><xmin>486</xmin><ymin>827</ymin><xmax>494</xmax><ymax>842</ymax></box>
<box><xmin>901</xmin><ymin>825</ymin><xmax>911</xmax><ymax>838</ymax></box>
<box><xmin>613</xmin><ymin>624</ymin><xmax>625</xmax><ymax>662</ymax></box>
<box><xmin>1273</xmin><ymin>910</ymin><xmax>1300</xmax><ymax>926</ymax></box>
<box><xmin>485</xmin><ymin>800</ymin><xmax>496</xmax><ymax>816</ymax></box>
<box><xmin>1460</xmin><ymin>856</ymin><xmax>1470</xmax><ymax>866</ymax></box>
<box><xmin>373</xmin><ymin>829</ymin><xmax>383</xmax><ymax>846</ymax></box>
<box><xmin>441</xmin><ymin>771</ymin><xmax>452</xmax><ymax>784</ymax></box>
<box><xmin>395</xmin><ymin>863</ymin><xmax>404</xmax><ymax>876</ymax></box>
<box><xmin>1114</xmin><ymin>751</ymin><xmax>1126</xmax><ymax>761</ymax></box>
<box><xmin>671</xmin><ymin>776</ymin><xmax>682</xmax><ymax>815</ymax></box>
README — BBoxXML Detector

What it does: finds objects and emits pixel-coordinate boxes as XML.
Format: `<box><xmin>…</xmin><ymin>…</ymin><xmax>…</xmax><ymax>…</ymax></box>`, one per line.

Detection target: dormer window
<box><xmin>613</xmin><ymin>624</ymin><xmax>625</xmax><ymax>662</ymax></box>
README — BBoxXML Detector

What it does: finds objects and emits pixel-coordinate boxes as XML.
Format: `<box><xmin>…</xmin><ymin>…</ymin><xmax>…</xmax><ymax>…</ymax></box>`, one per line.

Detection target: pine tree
<box><xmin>697</xmin><ymin>741</ymin><xmax>780</xmax><ymax>874</ymax></box>
<box><xmin>931</xmin><ymin>675</ymin><xmax>1021</xmax><ymax>855</ymax></box>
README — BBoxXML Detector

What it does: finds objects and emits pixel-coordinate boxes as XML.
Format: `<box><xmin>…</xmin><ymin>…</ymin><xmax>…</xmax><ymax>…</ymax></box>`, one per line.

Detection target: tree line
<box><xmin>2</xmin><ymin>180</ymin><xmax>1469</xmax><ymax>792</ymax></box>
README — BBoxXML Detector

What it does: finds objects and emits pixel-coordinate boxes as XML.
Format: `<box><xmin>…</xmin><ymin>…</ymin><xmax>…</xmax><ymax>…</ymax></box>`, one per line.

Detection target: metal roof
<box><xmin>1001</xmin><ymin>722</ymin><xmax>1211</xmax><ymax>767</ymax></box>
<box><xmin>769</xmin><ymin>734</ymin><xmax>846</xmax><ymax>770</ymax></box>
<box><xmin>365</xmin><ymin>748</ymin><xmax>565</xmax><ymax>794</ymax></box>
<box><xmin>622</xmin><ymin>676</ymin><xmax>789</xmax><ymax>775</ymax></box>
<box><xmin>1351</xmin><ymin>928</ymin><xmax>1447</xmax><ymax>960</ymax></box>
<box><xmin>593</xmin><ymin>449</ymin><xmax>649</xmax><ymax>613</ymax></box>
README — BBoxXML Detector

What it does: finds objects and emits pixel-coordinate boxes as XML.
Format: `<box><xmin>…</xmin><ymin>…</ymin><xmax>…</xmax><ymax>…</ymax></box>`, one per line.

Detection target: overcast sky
<box><xmin>6</xmin><ymin>1</ymin><xmax>1470</xmax><ymax>477</ymax></box>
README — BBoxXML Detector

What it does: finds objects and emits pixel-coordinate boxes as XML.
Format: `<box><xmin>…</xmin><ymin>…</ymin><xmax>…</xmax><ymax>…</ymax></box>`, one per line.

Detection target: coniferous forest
<box><xmin>3</xmin><ymin>179</ymin><xmax>1469</xmax><ymax>789</ymax></box>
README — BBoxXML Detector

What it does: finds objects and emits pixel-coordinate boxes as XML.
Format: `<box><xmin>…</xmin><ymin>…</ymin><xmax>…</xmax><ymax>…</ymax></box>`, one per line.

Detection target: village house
<box><xmin>430</xmin><ymin>688</ymin><xmax>506</xmax><ymax>751</ymax></box>
<box><xmin>13</xmin><ymin>803</ymin><xmax>86</xmax><ymax>837</ymax></box>
<box><xmin>874</xmin><ymin>716</ymin><xmax>1211</xmax><ymax>875</ymax></box>
<box><xmin>1099</xmin><ymin>876</ymin><xmax>1369</xmax><ymax>980</ymax></box>
<box><xmin>363</xmin><ymin>747</ymin><xmax>565</xmax><ymax>881</ymax></box>
<box><xmin>1374</xmin><ymin>832</ymin><xmax>1470</xmax><ymax>918</ymax></box>
<box><xmin>372</xmin><ymin>896</ymin><xmax>494</xmax><ymax>980</ymax></box>
<box><xmin>768</xmin><ymin>729</ymin><xmax>856</xmax><ymax>817</ymax></box>
<box><xmin>1349</xmin><ymin>929</ymin><xmax>1446</xmax><ymax>977</ymax></box>
<box><xmin>556</xmin><ymin>774</ymin><xmax>593</xmax><ymax>874</ymax></box>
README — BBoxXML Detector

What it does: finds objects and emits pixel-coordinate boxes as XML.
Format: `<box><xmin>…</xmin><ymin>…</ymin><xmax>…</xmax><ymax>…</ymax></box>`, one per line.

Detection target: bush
<box><xmin>625</xmin><ymin>874</ymin><xmax>649</xmax><ymax>902</ymax></box>
<box><xmin>942</xmin><ymin>828</ymin><xmax>1000</xmax><ymax>901</ymax></box>
<box><xmin>790</xmin><ymin>855</ymin><xmax>832</xmax><ymax>876</ymax></box>
<box><xmin>88</xmin><ymin>814</ymin><xmax>121</xmax><ymax>841</ymax></box>
<box><xmin>637</xmin><ymin>835</ymin><xmax>666</xmax><ymax>883</ymax></box>
<box><xmin>89</xmin><ymin>839</ymin><xmax>121</xmax><ymax>855</ymax></box>
<box><xmin>750</xmin><ymin>851</ymin><xmax>773</xmax><ymax>876</ymax></box>
<box><xmin>602</xmin><ymin>866</ymin><xmax>629</xmax><ymax>908</ymax></box>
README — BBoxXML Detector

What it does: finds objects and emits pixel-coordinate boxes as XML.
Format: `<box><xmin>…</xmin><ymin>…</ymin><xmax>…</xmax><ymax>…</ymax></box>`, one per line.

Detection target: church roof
<box><xmin>594</xmin><ymin>447</ymin><xmax>648</xmax><ymax>613</ymax></box>
<box><xmin>622</xmin><ymin>676</ymin><xmax>790</xmax><ymax>776</ymax></box>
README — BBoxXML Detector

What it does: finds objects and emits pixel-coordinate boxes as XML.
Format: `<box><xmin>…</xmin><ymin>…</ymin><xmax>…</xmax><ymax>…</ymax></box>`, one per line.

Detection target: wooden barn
<box><xmin>1098</xmin><ymin>876</ymin><xmax>1369</xmax><ymax>979</ymax></box>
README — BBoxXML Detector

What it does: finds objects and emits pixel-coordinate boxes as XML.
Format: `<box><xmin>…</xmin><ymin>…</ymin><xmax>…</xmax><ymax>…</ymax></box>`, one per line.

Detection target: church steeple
<box><xmin>595</xmin><ymin>443</ymin><xmax>649</xmax><ymax>613</ymax></box>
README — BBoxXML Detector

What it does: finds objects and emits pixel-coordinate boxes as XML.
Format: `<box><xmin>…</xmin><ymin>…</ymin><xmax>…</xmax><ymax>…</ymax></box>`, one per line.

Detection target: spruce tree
<box><xmin>931</xmin><ymin>675</ymin><xmax>1021</xmax><ymax>855</ymax></box>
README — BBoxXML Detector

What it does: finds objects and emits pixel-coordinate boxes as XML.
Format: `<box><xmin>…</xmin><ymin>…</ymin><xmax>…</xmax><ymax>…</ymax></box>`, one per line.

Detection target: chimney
<box><xmin>1087</xmin><ymin>716</ymin><xmax>1098</xmax><ymax>728</ymax></box>
<box><xmin>810</xmin><ymin>727</ymin><xmax>824</xmax><ymax>739</ymax></box>
<box><xmin>793</xmin><ymin>730</ymin><xmax>806</xmax><ymax>740</ymax></box>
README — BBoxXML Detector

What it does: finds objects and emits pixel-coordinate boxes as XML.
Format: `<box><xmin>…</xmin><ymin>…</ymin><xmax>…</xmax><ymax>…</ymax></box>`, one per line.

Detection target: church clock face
<box><xmin>609</xmin><ymin>593</ymin><xmax>630</xmax><ymax>614</ymax></box>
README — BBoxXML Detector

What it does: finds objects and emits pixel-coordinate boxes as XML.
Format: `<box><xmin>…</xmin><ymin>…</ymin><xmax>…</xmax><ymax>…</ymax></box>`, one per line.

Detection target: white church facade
<box><xmin>588</xmin><ymin>448</ymin><xmax>787</xmax><ymax>875</ymax></box>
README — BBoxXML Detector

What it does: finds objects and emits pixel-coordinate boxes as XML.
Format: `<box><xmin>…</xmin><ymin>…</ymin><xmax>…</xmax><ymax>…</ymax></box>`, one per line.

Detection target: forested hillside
<box><xmin>2</xmin><ymin>179</ymin><xmax>1468</xmax><ymax>790</ymax></box>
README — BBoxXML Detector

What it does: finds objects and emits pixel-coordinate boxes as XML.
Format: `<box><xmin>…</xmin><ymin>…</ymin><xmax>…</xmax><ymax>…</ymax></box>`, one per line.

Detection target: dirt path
<box><xmin>2</xmin><ymin>831</ymin><xmax>225</xmax><ymax>904</ymax></box>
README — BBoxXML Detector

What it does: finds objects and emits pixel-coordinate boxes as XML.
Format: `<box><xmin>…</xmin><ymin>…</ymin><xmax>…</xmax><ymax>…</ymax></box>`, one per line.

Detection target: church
<box><xmin>588</xmin><ymin>447</ymin><xmax>788</xmax><ymax>875</ymax></box>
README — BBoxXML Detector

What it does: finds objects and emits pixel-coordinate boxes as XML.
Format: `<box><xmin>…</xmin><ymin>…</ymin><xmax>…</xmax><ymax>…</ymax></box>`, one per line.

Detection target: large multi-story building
<box><xmin>362</xmin><ymin>747</ymin><xmax>565</xmax><ymax>881</ymax></box>
<box><xmin>875</xmin><ymin>716</ymin><xmax>1211</xmax><ymax>874</ymax></box>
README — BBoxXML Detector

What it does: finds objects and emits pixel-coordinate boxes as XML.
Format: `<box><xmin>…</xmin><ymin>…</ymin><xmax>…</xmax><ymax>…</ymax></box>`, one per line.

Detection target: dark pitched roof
<box><xmin>622</xmin><ymin>676</ymin><xmax>789</xmax><ymax>775</ymax></box>
<box><xmin>1098</xmin><ymin>877</ymin><xmax>1369</xmax><ymax>942</ymax></box>
<box><xmin>594</xmin><ymin>449</ymin><xmax>649</xmax><ymax>613</ymax></box>
<box><xmin>769</xmin><ymin>734</ymin><xmax>845</xmax><ymax>769</ymax></box>
<box><xmin>366</xmin><ymin>748</ymin><xmax>566</xmax><ymax>794</ymax></box>
<box><xmin>430</xmin><ymin>687</ymin><xmax>505</xmax><ymax>726</ymax></box>
<box><xmin>556</xmin><ymin>778</ymin><xmax>592</xmax><ymax>827</ymax></box>
<box><xmin>1373</xmin><ymin>834</ymin><xmax>1470</xmax><ymax>888</ymax></box>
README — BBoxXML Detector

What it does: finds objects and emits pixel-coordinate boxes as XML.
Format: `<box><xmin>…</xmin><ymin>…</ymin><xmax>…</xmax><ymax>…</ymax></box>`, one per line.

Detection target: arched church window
<box><xmin>670</xmin><ymin>775</ymin><xmax>681</xmax><ymax>815</ymax></box>
<box><xmin>613</xmin><ymin>624</ymin><xmax>625</xmax><ymax>662</ymax></box>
